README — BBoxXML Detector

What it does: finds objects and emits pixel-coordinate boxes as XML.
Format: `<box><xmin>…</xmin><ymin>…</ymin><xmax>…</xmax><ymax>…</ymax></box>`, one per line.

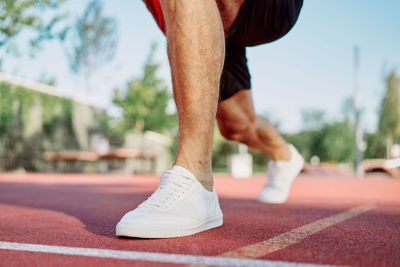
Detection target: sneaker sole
<box><xmin>116</xmin><ymin>214</ymin><xmax>223</xmax><ymax>238</ymax></box>
<box><xmin>257</xmin><ymin>194</ymin><xmax>289</xmax><ymax>204</ymax></box>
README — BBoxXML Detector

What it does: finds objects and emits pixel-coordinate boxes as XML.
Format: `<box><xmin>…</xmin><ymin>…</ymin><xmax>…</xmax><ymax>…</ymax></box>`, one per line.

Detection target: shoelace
<box><xmin>140</xmin><ymin>170</ymin><xmax>195</xmax><ymax>209</ymax></box>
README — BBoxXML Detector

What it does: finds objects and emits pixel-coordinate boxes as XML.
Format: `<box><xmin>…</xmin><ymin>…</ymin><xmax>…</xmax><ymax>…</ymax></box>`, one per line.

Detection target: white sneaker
<box><xmin>257</xmin><ymin>144</ymin><xmax>304</xmax><ymax>204</ymax></box>
<box><xmin>116</xmin><ymin>165</ymin><xmax>223</xmax><ymax>238</ymax></box>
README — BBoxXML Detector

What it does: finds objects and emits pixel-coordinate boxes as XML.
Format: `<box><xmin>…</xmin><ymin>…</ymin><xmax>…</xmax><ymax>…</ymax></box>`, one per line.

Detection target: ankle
<box><xmin>173</xmin><ymin>161</ymin><xmax>214</xmax><ymax>191</ymax></box>
<box><xmin>197</xmin><ymin>179</ymin><xmax>214</xmax><ymax>192</ymax></box>
<box><xmin>269</xmin><ymin>144</ymin><xmax>291</xmax><ymax>161</ymax></box>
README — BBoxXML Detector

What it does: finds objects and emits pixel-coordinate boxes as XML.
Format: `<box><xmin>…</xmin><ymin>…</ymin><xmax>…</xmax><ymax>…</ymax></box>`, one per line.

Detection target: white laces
<box><xmin>140</xmin><ymin>170</ymin><xmax>195</xmax><ymax>209</ymax></box>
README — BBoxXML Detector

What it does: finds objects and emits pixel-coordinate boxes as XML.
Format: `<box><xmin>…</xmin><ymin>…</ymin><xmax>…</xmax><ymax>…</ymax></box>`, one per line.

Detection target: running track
<box><xmin>0</xmin><ymin>173</ymin><xmax>399</xmax><ymax>266</ymax></box>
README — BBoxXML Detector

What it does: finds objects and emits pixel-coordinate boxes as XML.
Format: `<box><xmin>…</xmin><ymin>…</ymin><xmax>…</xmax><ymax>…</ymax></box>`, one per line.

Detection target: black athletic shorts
<box><xmin>219</xmin><ymin>0</ymin><xmax>303</xmax><ymax>102</ymax></box>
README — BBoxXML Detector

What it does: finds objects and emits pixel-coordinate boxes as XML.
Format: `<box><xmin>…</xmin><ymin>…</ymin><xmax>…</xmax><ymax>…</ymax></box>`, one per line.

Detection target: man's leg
<box><xmin>217</xmin><ymin>90</ymin><xmax>291</xmax><ymax>161</ymax></box>
<box><xmin>217</xmin><ymin>90</ymin><xmax>304</xmax><ymax>203</ymax></box>
<box><xmin>116</xmin><ymin>0</ymin><xmax>246</xmax><ymax>238</ymax></box>
<box><xmin>161</xmin><ymin>0</ymin><xmax>224</xmax><ymax>191</ymax></box>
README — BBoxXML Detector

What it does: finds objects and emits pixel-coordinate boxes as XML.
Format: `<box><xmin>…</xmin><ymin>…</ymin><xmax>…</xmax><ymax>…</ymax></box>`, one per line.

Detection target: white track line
<box><xmin>0</xmin><ymin>241</ymin><xmax>339</xmax><ymax>267</ymax></box>
<box><xmin>220</xmin><ymin>204</ymin><xmax>377</xmax><ymax>258</ymax></box>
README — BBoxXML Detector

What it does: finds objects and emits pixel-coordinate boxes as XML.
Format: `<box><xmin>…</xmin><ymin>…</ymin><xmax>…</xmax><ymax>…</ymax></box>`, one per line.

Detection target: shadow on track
<box><xmin>0</xmin><ymin>178</ymin><xmax>358</xmax><ymax>239</ymax></box>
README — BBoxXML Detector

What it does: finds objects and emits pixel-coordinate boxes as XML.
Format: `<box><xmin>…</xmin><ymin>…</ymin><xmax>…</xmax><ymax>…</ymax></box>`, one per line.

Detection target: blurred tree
<box><xmin>284</xmin><ymin>105</ymin><xmax>355</xmax><ymax>163</ymax></box>
<box><xmin>284</xmin><ymin>109</ymin><xmax>326</xmax><ymax>162</ymax></box>
<box><xmin>283</xmin><ymin>130</ymin><xmax>315</xmax><ymax>162</ymax></box>
<box><xmin>317</xmin><ymin>119</ymin><xmax>354</xmax><ymax>162</ymax></box>
<box><xmin>0</xmin><ymin>0</ymin><xmax>67</xmax><ymax>54</ymax></box>
<box><xmin>364</xmin><ymin>132</ymin><xmax>385</xmax><ymax>159</ymax></box>
<box><xmin>112</xmin><ymin>43</ymin><xmax>176</xmax><ymax>133</ymax></box>
<box><xmin>301</xmin><ymin>109</ymin><xmax>325</xmax><ymax>130</ymax></box>
<box><xmin>66</xmin><ymin>0</ymin><xmax>117</xmax><ymax>91</ymax></box>
<box><xmin>93</xmin><ymin>111</ymin><xmax>125</xmax><ymax>148</ymax></box>
<box><xmin>378</xmin><ymin>71</ymin><xmax>400</xmax><ymax>158</ymax></box>
<box><xmin>285</xmin><ymin>119</ymin><xmax>354</xmax><ymax>163</ymax></box>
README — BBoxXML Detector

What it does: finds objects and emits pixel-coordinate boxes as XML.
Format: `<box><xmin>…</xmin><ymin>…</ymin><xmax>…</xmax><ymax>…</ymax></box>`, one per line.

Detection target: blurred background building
<box><xmin>0</xmin><ymin>72</ymin><xmax>172</xmax><ymax>173</ymax></box>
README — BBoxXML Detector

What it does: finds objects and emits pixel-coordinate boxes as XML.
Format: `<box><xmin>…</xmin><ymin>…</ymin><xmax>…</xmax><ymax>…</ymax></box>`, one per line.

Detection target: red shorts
<box><xmin>143</xmin><ymin>0</ymin><xmax>166</xmax><ymax>34</ymax></box>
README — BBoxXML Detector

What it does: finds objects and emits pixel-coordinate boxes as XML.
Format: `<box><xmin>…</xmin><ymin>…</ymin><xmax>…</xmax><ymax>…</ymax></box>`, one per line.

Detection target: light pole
<box><xmin>354</xmin><ymin>46</ymin><xmax>363</xmax><ymax>177</ymax></box>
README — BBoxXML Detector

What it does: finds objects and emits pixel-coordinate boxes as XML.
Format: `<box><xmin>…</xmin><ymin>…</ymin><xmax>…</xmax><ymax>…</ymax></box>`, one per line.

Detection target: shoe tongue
<box><xmin>170</xmin><ymin>165</ymin><xmax>197</xmax><ymax>182</ymax></box>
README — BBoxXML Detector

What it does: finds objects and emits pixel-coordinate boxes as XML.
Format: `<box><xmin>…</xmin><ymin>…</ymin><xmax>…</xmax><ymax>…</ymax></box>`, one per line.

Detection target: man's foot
<box><xmin>257</xmin><ymin>144</ymin><xmax>304</xmax><ymax>204</ymax></box>
<box><xmin>116</xmin><ymin>165</ymin><xmax>223</xmax><ymax>238</ymax></box>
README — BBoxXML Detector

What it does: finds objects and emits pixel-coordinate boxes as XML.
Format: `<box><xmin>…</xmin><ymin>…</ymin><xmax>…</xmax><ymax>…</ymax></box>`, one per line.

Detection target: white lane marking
<box><xmin>220</xmin><ymin>204</ymin><xmax>377</xmax><ymax>258</ymax></box>
<box><xmin>0</xmin><ymin>241</ymin><xmax>340</xmax><ymax>267</ymax></box>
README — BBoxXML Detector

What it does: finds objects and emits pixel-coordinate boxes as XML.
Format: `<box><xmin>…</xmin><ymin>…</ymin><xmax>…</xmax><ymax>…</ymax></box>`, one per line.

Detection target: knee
<box><xmin>218</xmin><ymin>113</ymin><xmax>256</xmax><ymax>143</ymax></box>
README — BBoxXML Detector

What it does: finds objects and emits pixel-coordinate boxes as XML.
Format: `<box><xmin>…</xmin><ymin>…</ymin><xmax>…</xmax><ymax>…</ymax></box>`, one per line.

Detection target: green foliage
<box><xmin>284</xmin><ymin>109</ymin><xmax>326</xmax><ymax>161</ymax></box>
<box><xmin>318</xmin><ymin>119</ymin><xmax>355</xmax><ymax>162</ymax></box>
<box><xmin>0</xmin><ymin>82</ymin><xmax>73</xmax><ymax>138</ymax></box>
<box><xmin>66</xmin><ymin>0</ymin><xmax>117</xmax><ymax>74</ymax></box>
<box><xmin>0</xmin><ymin>82</ymin><xmax>35</xmax><ymax>135</ymax></box>
<box><xmin>113</xmin><ymin>43</ymin><xmax>176</xmax><ymax>133</ymax></box>
<box><xmin>39</xmin><ymin>93</ymin><xmax>73</xmax><ymax>138</ymax></box>
<box><xmin>378</xmin><ymin>71</ymin><xmax>400</xmax><ymax>158</ymax></box>
<box><xmin>248</xmin><ymin>147</ymin><xmax>269</xmax><ymax>172</ymax></box>
<box><xmin>0</xmin><ymin>83</ymin><xmax>15</xmax><ymax>134</ymax></box>
<box><xmin>378</xmin><ymin>71</ymin><xmax>400</xmax><ymax>137</ymax></box>
<box><xmin>283</xmin><ymin>130</ymin><xmax>316</xmax><ymax>161</ymax></box>
<box><xmin>364</xmin><ymin>132</ymin><xmax>385</xmax><ymax>159</ymax></box>
<box><xmin>301</xmin><ymin>109</ymin><xmax>326</xmax><ymax>130</ymax></box>
<box><xmin>285</xmin><ymin>118</ymin><xmax>355</xmax><ymax>163</ymax></box>
<box><xmin>93</xmin><ymin>112</ymin><xmax>124</xmax><ymax>147</ymax></box>
<box><xmin>0</xmin><ymin>81</ymin><xmax>77</xmax><ymax>171</ymax></box>
<box><xmin>0</xmin><ymin>0</ymin><xmax>67</xmax><ymax>53</ymax></box>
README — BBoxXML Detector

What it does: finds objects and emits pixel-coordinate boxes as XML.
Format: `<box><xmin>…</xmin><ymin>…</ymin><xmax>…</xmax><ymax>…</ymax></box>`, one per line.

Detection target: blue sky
<box><xmin>2</xmin><ymin>0</ymin><xmax>400</xmax><ymax>133</ymax></box>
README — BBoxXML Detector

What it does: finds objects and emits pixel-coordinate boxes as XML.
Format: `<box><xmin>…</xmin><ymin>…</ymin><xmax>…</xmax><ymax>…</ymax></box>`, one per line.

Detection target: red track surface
<box><xmin>0</xmin><ymin>173</ymin><xmax>399</xmax><ymax>266</ymax></box>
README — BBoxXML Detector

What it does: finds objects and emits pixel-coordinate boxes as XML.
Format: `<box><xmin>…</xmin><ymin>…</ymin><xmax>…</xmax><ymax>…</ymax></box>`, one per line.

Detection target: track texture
<box><xmin>0</xmin><ymin>173</ymin><xmax>399</xmax><ymax>266</ymax></box>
